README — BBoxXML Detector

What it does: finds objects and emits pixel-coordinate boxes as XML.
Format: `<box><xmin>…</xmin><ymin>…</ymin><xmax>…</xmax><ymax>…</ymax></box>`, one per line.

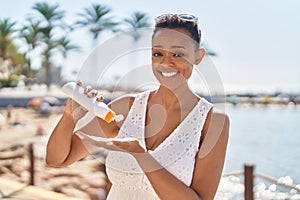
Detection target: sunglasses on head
<box><xmin>155</xmin><ymin>14</ymin><xmax>198</xmax><ymax>24</ymax></box>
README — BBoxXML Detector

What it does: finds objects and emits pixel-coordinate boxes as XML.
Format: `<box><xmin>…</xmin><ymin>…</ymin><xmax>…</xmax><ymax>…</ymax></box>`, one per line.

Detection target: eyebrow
<box><xmin>171</xmin><ymin>45</ymin><xmax>186</xmax><ymax>49</ymax></box>
<box><xmin>153</xmin><ymin>45</ymin><xmax>186</xmax><ymax>49</ymax></box>
<box><xmin>153</xmin><ymin>45</ymin><xmax>163</xmax><ymax>48</ymax></box>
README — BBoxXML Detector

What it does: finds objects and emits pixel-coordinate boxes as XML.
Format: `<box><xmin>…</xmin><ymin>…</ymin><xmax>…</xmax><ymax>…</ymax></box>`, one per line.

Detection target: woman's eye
<box><xmin>153</xmin><ymin>52</ymin><xmax>163</xmax><ymax>57</ymax></box>
<box><xmin>173</xmin><ymin>52</ymin><xmax>184</xmax><ymax>57</ymax></box>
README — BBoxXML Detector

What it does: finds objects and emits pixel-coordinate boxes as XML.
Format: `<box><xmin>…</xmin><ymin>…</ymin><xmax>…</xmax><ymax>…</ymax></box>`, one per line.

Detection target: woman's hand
<box><xmin>76</xmin><ymin>131</ymin><xmax>146</xmax><ymax>153</ymax></box>
<box><xmin>63</xmin><ymin>81</ymin><xmax>104</xmax><ymax>125</ymax></box>
<box><xmin>108</xmin><ymin>138</ymin><xmax>146</xmax><ymax>154</ymax></box>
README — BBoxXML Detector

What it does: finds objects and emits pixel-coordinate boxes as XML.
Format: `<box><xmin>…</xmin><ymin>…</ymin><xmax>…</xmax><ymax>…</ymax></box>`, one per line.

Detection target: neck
<box><xmin>153</xmin><ymin>84</ymin><xmax>197</xmax><ymax>109</ymax></box>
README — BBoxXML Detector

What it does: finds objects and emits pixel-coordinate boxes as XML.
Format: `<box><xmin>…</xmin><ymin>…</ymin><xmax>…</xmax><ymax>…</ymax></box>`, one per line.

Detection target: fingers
<box><xmin>76</xmin><ymin>80</ymin><xmax>83</xmax><ymax>87</ymax></box>
<box><xmin>96</xmin><ymin>95</ymin><xmax>104</xmax><ymax>102</ymax></box>
<box><xmin>109</xmin><ymin>139</ymin><xmax>146</xmax><ymax>153</ymax></box>
<box><xmin>84</xmin><ymin>85</ymin><xmax>92</xmax><ymax>95</ymax></box>
<box><xmin>87</xmin><ymin>89</ymin><xmax>98</xmax><ymax>98</ymax></box>
<box><xmin>77</xmin><ymin>80</ymin><xmax>104</xmax><ymax>101</ymax></box>
<box><xmin>109</xmin><ymin>140</ymin><xmax>133</xmax><ymax>152</ymax></box>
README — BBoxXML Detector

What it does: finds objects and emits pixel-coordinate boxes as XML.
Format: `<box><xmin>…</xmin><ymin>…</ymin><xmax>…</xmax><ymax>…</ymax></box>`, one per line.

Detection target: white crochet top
<box><xmin>105</xmin><ymin>91</ymin><xmax>213</xmax><ymax>200</ymax></box>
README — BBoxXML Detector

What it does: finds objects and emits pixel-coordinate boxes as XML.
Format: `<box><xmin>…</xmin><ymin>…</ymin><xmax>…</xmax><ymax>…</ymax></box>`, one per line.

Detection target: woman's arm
<box><xmin>134</xmin><ymin>153</ymin><xmax>203</xmax><ymax>200</ymax></box>
<box><xmin>46</xmin><ymin>93</ymin><xmax>135</xmax><ymax>167</ymax></box>
<box><xmin>46</xmin><ymin>99</ymin><xmax>87</xmax><ymax>167</ymax></box>
<box><xmin>191</xmin><ymin>112</ymin><xmax>229</xmax><ymax>199</ymax></box>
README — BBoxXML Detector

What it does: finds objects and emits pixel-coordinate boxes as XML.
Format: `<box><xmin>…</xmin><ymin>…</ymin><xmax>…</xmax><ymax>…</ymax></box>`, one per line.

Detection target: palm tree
<box><xmin>122</xmin><ymin>11</ymin><xmax>151</xmax><ymax>41</ymax></box>
<box><xmin>111</xmin><ymin>12</ymin><xmax>151</xmax><ymax>90</ymax></box>
<box><xmin>18</xmin><ymin>18</ymin><xmax>42</xmax><ymax>77</ymax></box>
<box><xmin>32</xmin><ymin>2</ymin><xmax>66</xmax><ymax>34</ymax></box>
<box><xmin>123</xmin><ymin>12</ymin><xmax>151</xmax><ymax>30</ymax></box>
<box><xmin>54</xmin><ymin>37</ymin><xmax>80</xmax><ymax>58</ymax></box>
<box><xmin>6</xmin><ymin>43</ymin><xmax>27</xmax><ymax>67</ymax></box>
<box><xmin>30</xmin><ymin>2</ymin><xmax>77</xmax><ymax>88</ymax></box>
<box><xmin>75</xmin><ymin>4</ymin><xmax>118</xmax><ymax>42</ymax></box>
<box><xmin>31</xmin><ymin>2</ymin><xmax>65</xmax><ymax>87</ymax></box>
<box><xmin>0</xmin><ymin>18</ymin><xmax>16</xmax><ymax>59</ymax></box>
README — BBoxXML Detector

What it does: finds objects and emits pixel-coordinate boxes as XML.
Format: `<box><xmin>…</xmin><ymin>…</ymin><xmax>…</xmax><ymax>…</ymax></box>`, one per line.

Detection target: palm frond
<box><xmin>54</xmin><ymin>37</ymin><xmax>80</xmax><ymax>57</ymax></box>
<box><xmin>0</xmin><ymin>18</ymin><xmax>16</xmax><ymax>38</ymax></box>
<box><xmin>32</xmin><ymin>2</ymin><xmax>65</xmax><ymax>23</ymax></box>
<box><xmin>0</xmin><ymin>18</ymin><xmax>16</xmax><ymax>58</ymax></box>
<box><xmin>123</xmin><ymin>11</ymin><xmax>151</xmax><ymax>29</ymax></box>
<box><xmin>74</xmin><ymin>4</ymin><xmax>117</xmax><ymax>40</ymax></box>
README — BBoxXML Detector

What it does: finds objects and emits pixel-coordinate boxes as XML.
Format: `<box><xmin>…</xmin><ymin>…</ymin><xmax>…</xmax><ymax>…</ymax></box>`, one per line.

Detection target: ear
<box><xmin>194</xmin><ymin>48</ymin><xmax>205</xmax><ymax>65</ymax></box>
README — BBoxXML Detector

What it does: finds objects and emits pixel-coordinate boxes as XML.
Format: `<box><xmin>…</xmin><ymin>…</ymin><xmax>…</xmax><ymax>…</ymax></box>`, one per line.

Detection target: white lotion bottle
<box><xmin>62</xmin><ymin>82</ymin><xmax>121</xmax><ymax>123</ymax></box>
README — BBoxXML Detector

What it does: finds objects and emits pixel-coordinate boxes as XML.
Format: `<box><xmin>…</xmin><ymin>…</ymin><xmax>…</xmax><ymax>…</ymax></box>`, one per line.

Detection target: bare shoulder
<box><xmin>199</xmin><ymin>109</ymin><xmax>229</xmax><ymax>158</ymax></box>
<box><xmin>210</xmin><ymin>110</ymin><xmax>230</xmax><ymax>143</ymax></box>
<box><xmin>211</xmin><ymin>110</ymin><xmax>230</xmax><ymax>127</ymax></box>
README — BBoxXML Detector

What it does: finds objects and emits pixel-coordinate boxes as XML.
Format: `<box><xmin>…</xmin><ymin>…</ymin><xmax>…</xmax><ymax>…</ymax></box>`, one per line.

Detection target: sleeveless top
<box><xmin>105</xmin><ymin>91</ymin><xmax>213</xmax><ymax>200</ymax></box>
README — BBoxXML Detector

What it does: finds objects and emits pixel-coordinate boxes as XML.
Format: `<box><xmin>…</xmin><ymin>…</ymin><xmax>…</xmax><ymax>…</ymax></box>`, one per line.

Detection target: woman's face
<box><xmin>152</xmin><ymin>28</ymin><xmax>203</xmax><ymax>89</ymax></box>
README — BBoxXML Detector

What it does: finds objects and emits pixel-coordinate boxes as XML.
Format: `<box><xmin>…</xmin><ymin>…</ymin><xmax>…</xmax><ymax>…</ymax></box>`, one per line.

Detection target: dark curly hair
<box><xmin>153</xmin><ymin>14</ymin><xmax>201</xmax><ymax>49</ymax></box>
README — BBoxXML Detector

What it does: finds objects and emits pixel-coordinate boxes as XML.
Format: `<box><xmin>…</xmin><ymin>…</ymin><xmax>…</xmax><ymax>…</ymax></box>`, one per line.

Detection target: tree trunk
<box><xmin>0</xmin><ymin>46</ymin><xmax>6</xmax><ymax>59</ymax></box>
<box><xmin>44</xmin><ymin>51</ymin><xmax>52</xmax><ymax>91</ymax></box>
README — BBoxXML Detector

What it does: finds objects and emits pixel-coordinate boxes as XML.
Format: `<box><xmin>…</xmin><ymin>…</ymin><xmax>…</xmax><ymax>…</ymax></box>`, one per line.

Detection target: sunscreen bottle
<box><xmin>62</xmin><ymin>82</ymin><xmax>120</xmax><ymax>123</ymax></box>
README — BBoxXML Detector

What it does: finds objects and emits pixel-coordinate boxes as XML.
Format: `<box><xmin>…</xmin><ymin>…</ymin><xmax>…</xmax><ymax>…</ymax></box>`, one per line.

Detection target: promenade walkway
<box><xmin>0</xmin><ymin>177</ymin><xmax>83</xmax><ymax>200</ymax></box>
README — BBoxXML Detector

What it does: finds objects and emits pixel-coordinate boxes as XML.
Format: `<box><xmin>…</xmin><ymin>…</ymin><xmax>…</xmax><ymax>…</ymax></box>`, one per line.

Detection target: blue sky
<box><xmin>1</xmin><ymin>0</ymin><xmax>300</xmax><ymax>93</ymax></box>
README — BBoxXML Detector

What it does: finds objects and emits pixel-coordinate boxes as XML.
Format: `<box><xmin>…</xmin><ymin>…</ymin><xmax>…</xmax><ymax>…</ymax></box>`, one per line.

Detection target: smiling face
<box><xmin>152</xmin><ymin>28</ymin><xmax>204</xmax><ymax>90</ymax></box>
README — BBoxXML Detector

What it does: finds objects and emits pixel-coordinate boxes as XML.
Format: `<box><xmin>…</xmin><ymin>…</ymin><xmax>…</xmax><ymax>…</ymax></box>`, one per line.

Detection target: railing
<box><xmin>223</xmin><ymin>164</ymin><xmax>300</xmax><ymax>200</ymax></box>
<box><xmin>244</xmin><ymin>164</ymin><xmax>254</xmax><ymax>200</ymax></box>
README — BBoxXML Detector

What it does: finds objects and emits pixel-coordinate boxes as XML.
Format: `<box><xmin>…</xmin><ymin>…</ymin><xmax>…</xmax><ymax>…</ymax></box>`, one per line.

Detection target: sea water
<box><xmin>223</xmin><ymin>104</ymin><xmax>300</xmax><ymax>184</ymax></box>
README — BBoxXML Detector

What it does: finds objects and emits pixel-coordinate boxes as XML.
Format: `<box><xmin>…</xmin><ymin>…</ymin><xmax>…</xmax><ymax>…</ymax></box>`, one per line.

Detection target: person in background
<box><xmin>6</xmin><ymin>104</ymin><xmax>13</xmax><ymax>126</ymax></box>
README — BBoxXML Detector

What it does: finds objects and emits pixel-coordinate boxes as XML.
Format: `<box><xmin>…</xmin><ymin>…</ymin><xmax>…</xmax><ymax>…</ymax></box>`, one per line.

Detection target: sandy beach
<box><xmin>0</xmin><ymin>107</ymin><xmax>108</xmax><ymax>200</ymax></box>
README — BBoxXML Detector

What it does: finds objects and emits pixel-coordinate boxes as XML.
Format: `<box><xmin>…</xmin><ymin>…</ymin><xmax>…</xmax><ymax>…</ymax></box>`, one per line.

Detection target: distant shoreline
<box><xmin>1</xmin><ymin>84</ymin><xmax>299</xmax><ymax>108</ymax></box>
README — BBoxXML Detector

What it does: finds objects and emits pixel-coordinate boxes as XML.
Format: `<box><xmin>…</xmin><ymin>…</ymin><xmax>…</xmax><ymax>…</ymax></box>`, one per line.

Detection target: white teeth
<box><xmin>161</xmin><ymin>72</ymin><xmax>178</xmax><ymax>77</ymax></box>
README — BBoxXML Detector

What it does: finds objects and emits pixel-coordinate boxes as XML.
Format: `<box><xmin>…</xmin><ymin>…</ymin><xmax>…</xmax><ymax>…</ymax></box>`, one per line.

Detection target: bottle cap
<box><xmin>104</xmin><ymin>111</ymin><xmax>115</xmax><ymax>123</ymax></box>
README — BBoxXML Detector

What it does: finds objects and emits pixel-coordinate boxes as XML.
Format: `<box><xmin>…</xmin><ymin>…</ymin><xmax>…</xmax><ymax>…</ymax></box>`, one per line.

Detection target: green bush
<box><xmin>0</xmin><ymin>73</ymin><xmax>19</xmax><ymax>87</ymax></box>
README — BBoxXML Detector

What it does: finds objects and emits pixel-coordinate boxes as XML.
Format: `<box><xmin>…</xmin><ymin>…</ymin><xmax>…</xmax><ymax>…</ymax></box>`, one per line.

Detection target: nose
<box><xmin>160</xmin><ymin>52</ymin><xmax>174</xmax><ymax>66</ymax></box>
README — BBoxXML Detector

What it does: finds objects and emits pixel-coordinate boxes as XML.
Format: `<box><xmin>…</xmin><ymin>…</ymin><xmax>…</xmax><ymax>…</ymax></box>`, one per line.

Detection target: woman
<box><xmin>46</xmin><ymin>14</ymin><xmax>229</xmax><ymax>200</ymax></box>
